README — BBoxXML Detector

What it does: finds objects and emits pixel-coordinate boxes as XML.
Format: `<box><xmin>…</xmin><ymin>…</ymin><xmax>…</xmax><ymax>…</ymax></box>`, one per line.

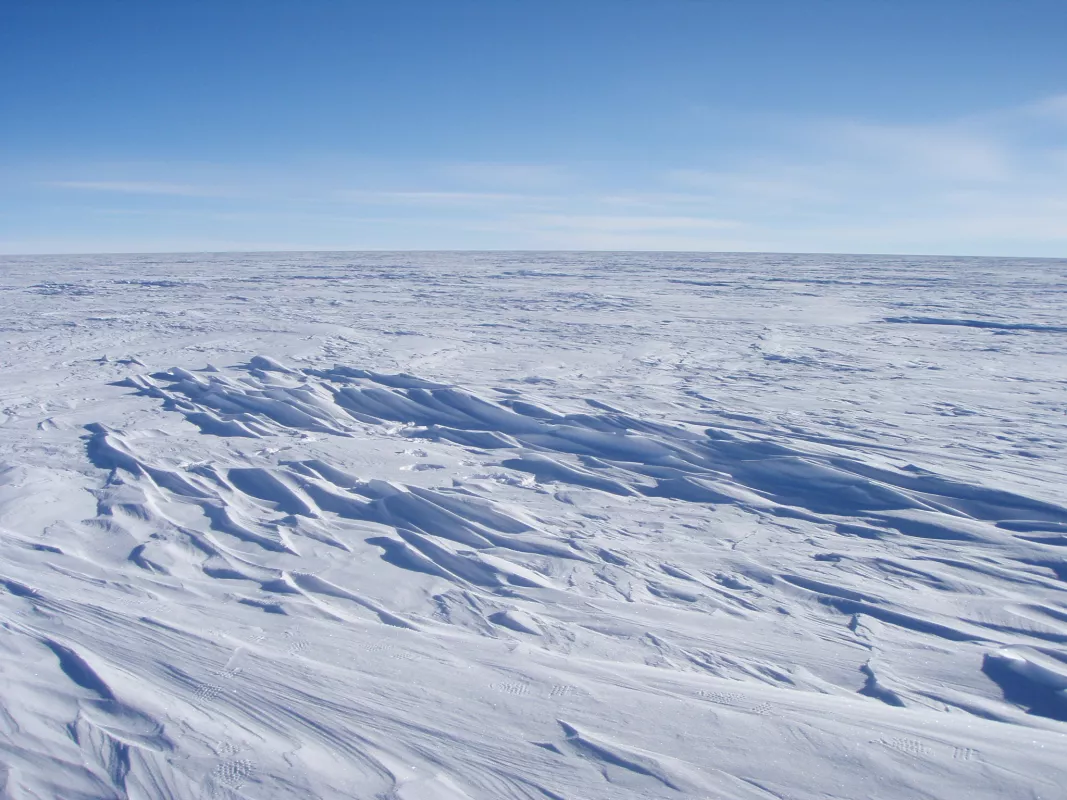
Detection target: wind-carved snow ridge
<box><xmin>3</xmin><ymin>251</ymin><xmax>1067</xmax><ymax>799</ymax></box>
<box><xmin>109</xmin><ymin>359</ymin><xmax>1067</xmax><ymax>666</ymax></box>
<box><xmin>129</xmin><ymin>356</ymin><xmax>1067</xmax><ymax>535</ymax></box>
<box><xmin>3</xmin><ymin>352</ymin><xmax>1067</xmax><ymax>797</ymax></box>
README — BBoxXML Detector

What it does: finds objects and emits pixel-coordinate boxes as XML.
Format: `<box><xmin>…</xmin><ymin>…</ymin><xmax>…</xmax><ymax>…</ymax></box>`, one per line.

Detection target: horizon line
<box><xmin>1</xmin><ymin>248</ymin><xmax>1064</xmax><ymax>261</ymax></box>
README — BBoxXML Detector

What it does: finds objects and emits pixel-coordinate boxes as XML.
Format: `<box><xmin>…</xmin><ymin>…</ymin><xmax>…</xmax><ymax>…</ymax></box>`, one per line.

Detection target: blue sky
<box><xmin>2</xmin><ymin>0</ymin><xmax>1066</xmax><ymax>255</ymax></box>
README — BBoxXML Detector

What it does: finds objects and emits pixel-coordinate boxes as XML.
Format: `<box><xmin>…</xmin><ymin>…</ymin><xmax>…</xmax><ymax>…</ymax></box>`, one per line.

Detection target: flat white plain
<box><xmin>1</xmin><ymin>251</ymin><xmax>1065</xmax><ymax>799</ymax></box>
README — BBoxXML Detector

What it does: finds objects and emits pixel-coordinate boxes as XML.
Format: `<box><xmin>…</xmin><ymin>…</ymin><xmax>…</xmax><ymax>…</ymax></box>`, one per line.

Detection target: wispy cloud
<box><xmin>1021</xmin><ymin>93</ymin><xmax>1067</xmax><ymax>124</ymax></box>
<box><xmin>649</xmin><ymin>93</ymin><xmax>1067</xmax><ymax>253</ymax></box>
<box><xmin>519</xmin><ymin>214</ymin><xmax>741</xmax><ymax>233</ymax></box>
<box><xmin>825</xmin><ymin>122</ymin><xmax>1013</xmax><ymax>182</ymax></box>
<box><xmin>337</xmin><ymin>189</ymin><xmax>547</xmax><ymax>206</ymax></box>
<box><xmin>662</xmin><ymin>170</ymin><xmax>834</xmax><ymax>204</ymax></box>
<box><xmin>14</xmin><ymin>94</ymin><xmax>1067</xmax><ymax>255</ymax></box>
<box><xmin>46</xmin><ymin>180</ymin><xmax>232</xmax><ymax>197</ymax></box>
<box><xmin>435</xmin><ymin>163</ymin><xmax>570</xmax><ymax>189</ymax></box>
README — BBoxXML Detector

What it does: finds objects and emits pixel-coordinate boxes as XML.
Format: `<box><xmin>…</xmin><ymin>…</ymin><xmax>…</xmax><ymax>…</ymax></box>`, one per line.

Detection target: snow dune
<box><xmin>1</xmin><ymin>251</ymin><xmax>1065</xmax><ymax>798</ymax></box>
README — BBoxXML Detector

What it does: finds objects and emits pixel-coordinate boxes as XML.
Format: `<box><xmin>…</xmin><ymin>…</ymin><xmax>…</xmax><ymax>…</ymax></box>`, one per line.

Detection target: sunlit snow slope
<box><xmin>1</xmin><ymin>251</ymin><xmax>1066</xmax><ymax>799</ymax></box>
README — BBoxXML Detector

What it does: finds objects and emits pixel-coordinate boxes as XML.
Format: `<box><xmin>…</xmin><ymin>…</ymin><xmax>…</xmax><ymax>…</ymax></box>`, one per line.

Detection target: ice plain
<box><xmin>1</xmin><ymin>250</ymin><xmax>1066</xmax><ymax>799</ymax></box>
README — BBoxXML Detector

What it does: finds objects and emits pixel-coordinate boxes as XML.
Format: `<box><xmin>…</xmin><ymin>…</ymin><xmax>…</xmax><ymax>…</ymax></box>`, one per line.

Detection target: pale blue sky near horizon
<box><xmin>2</xmin><ymin>0</ymin><xmax>1066</xmax><ymax>256</ymax></box>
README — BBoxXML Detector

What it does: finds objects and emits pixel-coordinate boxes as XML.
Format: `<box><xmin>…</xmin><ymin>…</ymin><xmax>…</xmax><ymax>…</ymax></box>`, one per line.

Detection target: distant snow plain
<box><xmin>1</xmin><ymin>251</ymin><xmax>1065</xmax><ymax>799</ymax></box>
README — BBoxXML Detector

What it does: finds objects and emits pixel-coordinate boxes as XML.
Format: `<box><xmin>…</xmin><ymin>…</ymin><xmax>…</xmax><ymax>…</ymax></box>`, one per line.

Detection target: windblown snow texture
<box><xmin>1</xmin><ymin>251</ymin><xmax>1066</xmax><ymax>798</ymax></box>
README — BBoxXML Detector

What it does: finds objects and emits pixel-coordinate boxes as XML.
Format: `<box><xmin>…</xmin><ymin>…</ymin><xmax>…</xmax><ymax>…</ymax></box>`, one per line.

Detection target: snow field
<box><xmin>1</xmin><ymin>251</ymin><xmax>1066</xmax><ymax>798</ymax></box>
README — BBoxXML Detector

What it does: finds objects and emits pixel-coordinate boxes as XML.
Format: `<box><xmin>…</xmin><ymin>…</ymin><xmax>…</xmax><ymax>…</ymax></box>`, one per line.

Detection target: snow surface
<box><xmin>1</xmin><ymin>251</ymin><xmax>1066</xmax><ymax>799</ymax></box>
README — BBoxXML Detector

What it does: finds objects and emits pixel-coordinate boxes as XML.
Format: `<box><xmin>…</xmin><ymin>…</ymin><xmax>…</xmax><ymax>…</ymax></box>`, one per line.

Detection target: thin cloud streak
<box><xmin>46</xmin><ymin>180</ymin><xmax>234</xmax><ymax>197</ymax></box>
<box><xmin>12</xmin><ymin>94</ymin><xmax>1067</xmax><ymax>255</ymax></box>
<box><xmin>337</xmin><ymin>190</ymin><xmax>549</xmax><ymax>206</ymax></box>
<box><xmin>517</xmin><ymin>214</ymin><xmax>742</xmax><ymax>232</ymax></box>
<box><xmin>434</xmin><ymin>163</ymin><xmax>571</xmax><ymax>189</ymax></box>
